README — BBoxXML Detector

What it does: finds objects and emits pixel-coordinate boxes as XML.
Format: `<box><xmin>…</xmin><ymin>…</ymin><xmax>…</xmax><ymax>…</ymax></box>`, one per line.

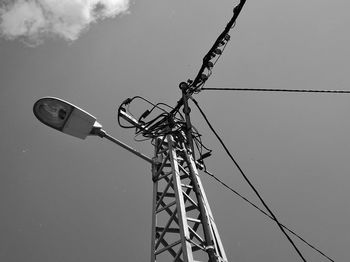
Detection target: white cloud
<box><xmin>0</xmin><ymin>0</ymin><xmax>129</xmax><ymax>45</ymax></box>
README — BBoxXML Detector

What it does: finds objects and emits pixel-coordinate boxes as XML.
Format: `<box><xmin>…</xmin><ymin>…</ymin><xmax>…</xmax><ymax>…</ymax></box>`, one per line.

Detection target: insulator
<box><xmin>208</xmin><ymin>53</ymin><xmax>216</xmax><ymax>59</ymax></box>
<box><xmin>224</xmin><ymin>34</ymin><xmax>230</xmax><ymax>41</ymax></box>
<box><xmin>206</xmin><ymin>61</ymin><xmax>214</xmax><ymax>69</ymax></box>
<box><xmin>200</xmin><ymin>74</ymin><xmax>208</xmax><ymax>81</ymax></box>
<box><xmin>218</xmin><ymin>40</ymin><xmax>226</xmax><ymax>47</ymax></box>
<box><xmin>214</xmin><ymin>48</ymin><xmax>222</xmax><ymax>55</ymax></box>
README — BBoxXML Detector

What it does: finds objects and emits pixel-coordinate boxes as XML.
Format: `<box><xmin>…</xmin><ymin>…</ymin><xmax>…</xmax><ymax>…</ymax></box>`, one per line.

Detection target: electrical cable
<box><xmin>117</xmin><ymin>96</ymin><xmax>187</xmax><ymax>140</ymax></box>
<box><xmin>190</xmin><ymin>97</ymin><xmax>308</xmax><ymax>262</ymax></box>
<box><xmin>202</xmin><ymin>87</ymin><xmax>350</xmax><ymax>93</ymax></box>
<box><xmin>201</xmin><ymin>169</ymin><xmax>335</xmax><ymax>262</ymax></box>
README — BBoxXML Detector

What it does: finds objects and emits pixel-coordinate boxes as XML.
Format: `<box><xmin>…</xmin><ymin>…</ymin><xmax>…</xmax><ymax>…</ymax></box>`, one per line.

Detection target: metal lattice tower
<box><xmin>150</xmin><ymin>134</ymin><xmax>227</xmax><ymax>262</ymax></box>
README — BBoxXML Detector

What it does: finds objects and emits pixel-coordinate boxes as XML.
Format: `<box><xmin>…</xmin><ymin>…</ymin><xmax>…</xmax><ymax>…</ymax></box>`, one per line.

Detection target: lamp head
<box><xmin>33</xmin><ymin>97</ymin><xmax>102</xmax><ymax>139</ymax></box>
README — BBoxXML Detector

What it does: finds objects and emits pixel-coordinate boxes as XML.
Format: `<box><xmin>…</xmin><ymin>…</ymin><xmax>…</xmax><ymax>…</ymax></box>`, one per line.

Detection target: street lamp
<box><xmin>33</xmin><ymin>97</ymin><xmax>152</xmax><ymax>163</ymax></box>
<box><xmin>33</xmin><ymin>97</ymin><xmax>103</xmax><ymax>139</ymax></box>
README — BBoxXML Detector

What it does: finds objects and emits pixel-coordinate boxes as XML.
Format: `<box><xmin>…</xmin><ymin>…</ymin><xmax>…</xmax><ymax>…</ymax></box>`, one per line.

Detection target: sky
<box><xmin>1</xmin><ymin>0</ymin><xmax>350</xmax><ymax>261</ymax></box>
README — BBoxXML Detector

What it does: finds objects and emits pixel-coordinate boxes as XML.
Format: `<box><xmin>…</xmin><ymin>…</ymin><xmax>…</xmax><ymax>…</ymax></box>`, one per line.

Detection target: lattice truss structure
<box><xmin>150</xmin><ymin>134</ymin><xmax>227</xmax><ymax>262</ymax></box>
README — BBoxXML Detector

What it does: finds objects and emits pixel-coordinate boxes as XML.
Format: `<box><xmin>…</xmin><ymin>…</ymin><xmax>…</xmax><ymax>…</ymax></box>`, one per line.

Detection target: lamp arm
<box><xmin>91</xmin><ymin>126</ymin><xmax>153</xmax><ymax>164</ymax></box>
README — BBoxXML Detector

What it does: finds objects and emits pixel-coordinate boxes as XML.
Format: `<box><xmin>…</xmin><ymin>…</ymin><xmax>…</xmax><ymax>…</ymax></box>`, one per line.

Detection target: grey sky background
<box><xmin>1</xmin><ymin>0</ymin><xmax>350</xmax><ymax>261</ymax></box>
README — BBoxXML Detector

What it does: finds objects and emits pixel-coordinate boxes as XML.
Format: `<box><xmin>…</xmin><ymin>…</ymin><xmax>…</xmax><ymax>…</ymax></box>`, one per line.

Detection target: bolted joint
<box><xmin>205</xmin><ymin>245</ymin><xmax>215</xmax><ymax>252</ymax></box>
<box><xmin>205</xmin><ymin>245</ymin><xmax>220</xmax><ymax>262</ymax></box>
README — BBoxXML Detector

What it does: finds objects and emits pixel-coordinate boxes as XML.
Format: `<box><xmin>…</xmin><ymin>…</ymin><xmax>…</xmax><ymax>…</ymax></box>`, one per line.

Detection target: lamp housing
<box><xmin>33</xmin><ymin>97</ymin><xmax>101</xmax><ymax>139</ymax></box>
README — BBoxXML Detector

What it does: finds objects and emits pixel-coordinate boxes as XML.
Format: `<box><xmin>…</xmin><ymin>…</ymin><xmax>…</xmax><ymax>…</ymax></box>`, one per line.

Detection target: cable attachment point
<box><xmin>197</xmin><ymin>151</ymin><xmax>212</xmax><ymax>163</ymax></box>
<box><xmin>182</xmin><ymin>106</ymin><xmax>191</xmax><ymax>115</ymax></box>
<box><xmin>179</xmin><ymin>81</ymin><xmax>189</xmax><ymax>91</ymax></box>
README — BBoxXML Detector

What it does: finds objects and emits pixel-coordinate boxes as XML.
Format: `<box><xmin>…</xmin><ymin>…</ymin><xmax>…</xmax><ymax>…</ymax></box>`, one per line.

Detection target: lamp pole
<box><xmin>95</xmin><ymin>129</ymin><xmax>153</xmax><ymax>164</ymax></box>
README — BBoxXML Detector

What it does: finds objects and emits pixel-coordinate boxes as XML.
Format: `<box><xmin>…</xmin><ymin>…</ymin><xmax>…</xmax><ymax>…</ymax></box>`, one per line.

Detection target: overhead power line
<box><xmin>190</xmin><ymin>97</ymin><xmax>308</xmax><ymax>262</ymax></box>
<box><xmin>202</xmin><ymin>169</ymin><xmax>335</xmax><ymax>262</ymax></box>
<box><xmin>202</xmin><ymin>87</ymin><xmax>350</xmax><ymax>94</ymax></box>
<box><xmin>188</xmin><ymin>0</ymin><xmax>247</xmax><ymax>92</ymax></box>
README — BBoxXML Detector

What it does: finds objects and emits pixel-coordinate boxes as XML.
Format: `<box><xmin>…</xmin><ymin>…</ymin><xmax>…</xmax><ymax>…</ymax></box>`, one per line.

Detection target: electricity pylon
<box><xmin>150</xmin><ymin>134</ymin><xmax>227</xmax><ymax>262</ymax></box>
<box><xmin>119</xmin><ymin>91</ymin><xmax>228</xmax><ymax>262</ymax></box>
<box><xmin>118</xmin><ymin>1</ymin><xmax>249</xmax><ymax>259</ymax></box>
